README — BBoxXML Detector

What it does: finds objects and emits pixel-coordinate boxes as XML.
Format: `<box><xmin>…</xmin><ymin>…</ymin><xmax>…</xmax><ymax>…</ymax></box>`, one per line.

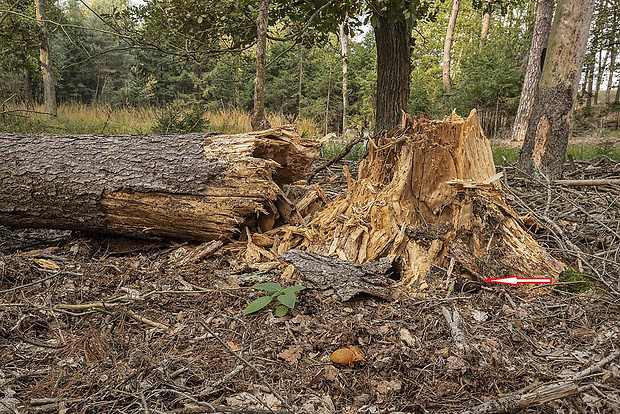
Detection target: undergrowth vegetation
<box><xmin>2</xmin><ymin>104</ymin><xmax>618</xmax><ymax>166</ymax></box>
<box><xmin>0</xmin><ymin>104</ymin><xmax>321</xmax><ymax>138</ymax></box>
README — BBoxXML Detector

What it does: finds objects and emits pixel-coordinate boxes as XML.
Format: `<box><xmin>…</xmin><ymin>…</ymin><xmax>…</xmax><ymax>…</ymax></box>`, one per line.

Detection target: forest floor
<box><xmin>1</xmin><ymin>158</ymin><xmax>620</xmax><ymax>414</ymax></box>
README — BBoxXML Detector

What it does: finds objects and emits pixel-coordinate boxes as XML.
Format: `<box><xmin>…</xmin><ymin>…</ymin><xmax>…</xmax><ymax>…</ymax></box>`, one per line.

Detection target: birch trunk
<box><xmin>518</xmin><ymin>0</ymin><xmax>596</xmax><ymax>179</ymax></box>
<box><xmin>443</xmin><ymin>0</ymin><xmax>461</xmax><ymax>93</ymax></box>
<box><xmin>251</xmin><ymin>0</ymin><xmax>270</xmax><ymax>131</ymax></box>
<box><xmin>34</xmin><ymin>0</ymin><xmax>56</xmax><ymax>116</ymax></box>
<box><xmin>511</xmin><ymin>0</ymin><xmax>554</xmax><ymax>142</ymax></box>
<box><xmin>340</xmin><ymin>20</ymin><xmax>349</xmax><ymax>134</ymax></box>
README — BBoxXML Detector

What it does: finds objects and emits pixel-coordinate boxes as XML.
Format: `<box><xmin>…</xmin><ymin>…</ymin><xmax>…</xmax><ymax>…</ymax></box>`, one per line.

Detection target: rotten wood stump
<box><xmin>247</xmin><ymin>111</ymin><xmax>565</xmax><ymax>290</ymax></box>
<box><xmin>0</xmin><ymin>127</ymin><xmax>318</xmax><ymax>241</ymax></box>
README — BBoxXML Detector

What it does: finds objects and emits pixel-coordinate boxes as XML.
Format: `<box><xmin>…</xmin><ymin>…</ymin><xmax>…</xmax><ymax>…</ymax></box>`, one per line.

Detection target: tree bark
<box><xmin>0</xmin><ymin>128</ymin><xmax>318</xmax><ymax>240</ymax></box>
<box><xmin>479</xmin><ymin>1</ymin><xmax>492</xmax><ymax>49</ymax></box>
<box><xmin>606</xmin><ymin>47</ymin><xmax>616</xmax><ymax>105</ymax></box>
<box><xmin>594</xmin><ymin>49</ymin><xmax>607</xmax><ymax>105</ymax></box>
<box><xmin>23</xmin><ymin>68</ymin><xmax>34</xmax><ymax>109</ymax></box>
<box><xmin>518</xmin><ymin>0</ymin><xmax>596</xmax><ymax>179</ymax></box>
<box><xmin>251</xmin><ymin>0</ymin><xmax>270</xmax><ymax>131</ymax></box>
<box><xmin>278</xmin><ymin>249</ymin><xmax>396</xmax><ymax>301</ymax></box>
<box><xmin>34</xmin><ymin>0</ymin><xmax>56</xmax><ymax>116</ymax></box>
<box><xmin>510</xmin><ymin>0</ymin><xmax>554</xmax><ymax>142</ymax></box>
<box><xmin>340</xmin><ymin>19</ymin><xmax>349</xmax><ymax>135</ymax></box>
<box><xmin>373</xmin><ymin>12</ymin><xmax>412</xmax><ymax>131</ymax></box>
<box><xmin>443</xmin><ymin>0</ymin><xmax>461</xmax><ymax>93</ymax></box>
<box><xmin>586</xmin><ymin>66</ymin><xmax>594</xmax><ymax>108</ymax></box>
<box><xmin>605</xmin><ymin>6</ymin><xmax>618</xmax><ymax>105</ymax></box>
<box><xmin>297</xmin><ymin>45</ymin><xmax>303</xmax><ymax>116</ymax></box>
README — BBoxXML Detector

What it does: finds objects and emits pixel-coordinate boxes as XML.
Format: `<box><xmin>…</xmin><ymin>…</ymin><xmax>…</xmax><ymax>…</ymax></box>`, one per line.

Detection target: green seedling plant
<box><xmin>243</xmin><ymin>282</ymin><xmax>305</xmax><ymax>317</ymax></box>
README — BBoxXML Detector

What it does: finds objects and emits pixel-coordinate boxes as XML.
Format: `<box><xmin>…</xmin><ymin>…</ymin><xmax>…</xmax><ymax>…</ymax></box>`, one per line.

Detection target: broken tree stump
<box><xmin>248</xmin><ymin>111</ymin><xmax>565</xmax><ymax>290</ymax></box>
<box><xmin>0</xmin><ymin>127</ymin><xmax>318</xmax><ymax>240</ymax></box>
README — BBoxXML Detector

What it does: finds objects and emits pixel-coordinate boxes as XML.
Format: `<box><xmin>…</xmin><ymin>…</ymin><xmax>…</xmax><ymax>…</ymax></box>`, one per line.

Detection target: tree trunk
<box><xmin>443</xmin><ymin>0</ymin><xmax>461</xmax><ymax>93</ymax></box>
<box><xmin>251</xmin><ymin>111</ymin><xmax>565</xmax><ymax>290</ymax></box>
<box><xmin>373</xmin><ymin>13</ymin><xmax>412</xmax><ymax>131</ymax></box>
<box><xmin>0</xmin><ymin>129</ymin><xmax>318</xmax><ymax>241</ymax></box>
<box><xmin>594</xmin><ymin>49</ymin><xmax>607</xmax><ymax>105</ymax></box>
<box><xmin>34</xmin><ymin>0</ymin><xmax>56</xmax><ymax>116</ymax></box>
<box><xmin>586</xmin><ymin>67</ymin><xmax>594</xmax><ymax>108</ymax></box>
<box><xmin>606</xmin><ymin>46</ymin><xmax>616</xmax><ymax>105</ymax></box>
<box><xmin>518</xmin><ymin>0</ymin><xmax>596</xmax><ymax>179</ymax></box>
<box><xmin>479</xmin><ymin>1</ymin><xmax>492</xmax><ymax>49</ymax></box>
<box><xmin>340</xmin><ymin>19</ymin><xmax>349</xmax><ymax>135</ymax></box>
<box><xmin>23</xmin><ymin>68</ymin><xmax>34</xmax><ymax>110</ymax></box>
<box><xmin>297</xmin><ymin>45</ymin><xmax>303</xmax><ymax>116</ymax></box>
<box><xmin>251</xmin><ymin>0</ymin><xmax>270</xmax><ymax>131</ymax></box>
<box><xmin>510</xmin><ymin>0</ymin><xmax>554</xmax><ymax>142</ymax></box>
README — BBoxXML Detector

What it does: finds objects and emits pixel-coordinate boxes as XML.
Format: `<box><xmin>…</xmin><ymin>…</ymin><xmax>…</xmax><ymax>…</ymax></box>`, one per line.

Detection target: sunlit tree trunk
<box><xmin>298</xmin><ymin>46</ymin><xmax>303</xmax><ymax>116</ymax></box>
<box><xmin>606</xmin><ymin>43</ymin><xmax>616</xmax><ymax>105</ymax></box>
<box><xmin>479</xmin><ymin>1</ymin><xmax>492</xmax><ymax>49</ymax></box>
<box><xmin>373</xmin><ymin>13</ymin><xmax>411</xmax><ymax>131</ymax></box>
<box><xmin>518</xmin><ymin>0</ymin><xmax>596</xmax><ymax>179</ymax></box>
<box><xmin>24</xmin><ymin>68</ymin><xmax>34</xmax><ymax>110</ymax></box>
<box><xmin>251</xmin><ymin>0</ymin><xmax>270</xmax><ymax>131</ymax></box>
<box><xmin>340</xmin><ymin>19</ymin><xmax>349</xmax><ymax>134</ymax></box>
<box><xmin>594</xmin><ymin>49</ymin><xmax>607</xmax><ymax>105</ymax></box>
<box><xmin>443</xmin><ymin>0</ymin><xmax>460</xmax><ymax>93</ymax></box>
<box><xmin>34</xmin><ymin>0</ymin><xmax>56</xmax><ymax>116</ymax></box>
<box><xmin>586</xmin><ymin>67</ymin><xmax>594</xmax><ymax>108</ymax></box>
<box><xmin>511</xmin><ymin>0</ymin><xmax>554</xmax><ymax>142</ymax></box>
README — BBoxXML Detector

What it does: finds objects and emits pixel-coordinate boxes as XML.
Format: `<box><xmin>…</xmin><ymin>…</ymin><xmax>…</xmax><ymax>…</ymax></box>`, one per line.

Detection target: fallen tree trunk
<box><xmin>247</xmin><ymin>111</ymin><xmax>565</xmax><ymax>290</ymax></box>
<box><xmin>0</xmin><ymin>127</ymin><xmax>318</xmax><ymax>240</ymax></box>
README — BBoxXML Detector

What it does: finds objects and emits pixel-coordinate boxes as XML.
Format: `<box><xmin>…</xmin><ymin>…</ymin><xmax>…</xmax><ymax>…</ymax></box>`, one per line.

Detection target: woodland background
<box><xmin>0</xmin><ymin>0</ymin><xmax>619</xmax><ymax>157</ymax></box>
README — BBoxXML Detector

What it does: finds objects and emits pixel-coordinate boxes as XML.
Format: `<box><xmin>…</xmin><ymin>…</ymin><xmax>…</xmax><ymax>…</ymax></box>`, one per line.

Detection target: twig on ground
<box><xmin>460</xmin><ymin>349</ymin><xmax>620</xmax><ymax>414</ymax></box>
<box><xmin>199</xmin><ymin>320</ymin><xmax>294</xmax><ymax>414</ymax></box>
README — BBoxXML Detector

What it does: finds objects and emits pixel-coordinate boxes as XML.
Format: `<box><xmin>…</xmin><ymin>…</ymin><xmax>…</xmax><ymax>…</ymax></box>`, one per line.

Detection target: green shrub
<box><xmin>153</xmin><ymin>102</ymin><xmax>208</xmax><ymax>134</ymax></box>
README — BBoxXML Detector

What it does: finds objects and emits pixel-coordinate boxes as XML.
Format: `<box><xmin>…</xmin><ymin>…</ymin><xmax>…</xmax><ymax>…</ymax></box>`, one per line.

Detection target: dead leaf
<box><xmin>399</xmin><ymin>328</ymin><xmax>416</xmax><ymax>347</ymax></box>
<box><xmin>375</xmin><ymin>379</ymin><xmax>402</xmax><ymax>394</ymax></box>
<box><xmin>323</xmin><ymin>364</ymin><xmax>339</xmax><ymax>381</ymax></box>
<box><xmin>227</xmin><ymin>341</ymin><xmax>240</xmax><ymax>352</ymax></box>
<box><xmin>32</xmin><ymin>258</ymin><xmax>60</xmax><ymax>271</ymax></box>
<box><xmin>472</xmin><ymin>309</ymin><xmax>488</xmax><ymax>322</ymax></box>
<box><xmin>277</xmin><ymin>345</ymin><xmax>302</xmax><ymax>364</ymax></box>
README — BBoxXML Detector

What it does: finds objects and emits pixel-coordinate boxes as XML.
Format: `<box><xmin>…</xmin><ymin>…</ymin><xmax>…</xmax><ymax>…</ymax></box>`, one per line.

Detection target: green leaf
<box><xmin>253</xmin><ymin>282</ymin><xmax>282</xmax><ymax>295</ymax></box>
<box><xmin>243</xmin><ymin>295</ymin><xmax>273</xmax><ymax>315</ymax></box>
<box><xmin>277</xmin><ymin>292</ymin><xmax>296</xmax><ymax>309</ymax></box>
<box><xmin>283</xmin><ymin>285</ymin><xmax>305</xmax><ymax>295</ymax></box>
<box><xmin>274</xmin><ymin>304</ymin><xmax>289</xmax><ymax>317</ymax></box>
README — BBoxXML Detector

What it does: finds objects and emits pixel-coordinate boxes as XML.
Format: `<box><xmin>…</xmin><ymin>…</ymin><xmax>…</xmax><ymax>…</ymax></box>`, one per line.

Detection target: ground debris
<box><xmin>1</xmin><ymin>155</ymin><xmax>619</xmax><ymax>413</ymax></box>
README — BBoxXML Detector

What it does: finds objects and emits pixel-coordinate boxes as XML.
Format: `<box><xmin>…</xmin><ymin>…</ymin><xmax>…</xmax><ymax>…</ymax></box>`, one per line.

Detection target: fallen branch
<box><xmin>170</xmin><ymin>406</ymin><xmax>290</xmax><ymax>414</ymax></box>
<box><xmin>460</xmin><ymin>349</ymin><xmax>620</xmax><ymax>414</ymax></box>
<box><xmin>125</xmin><ymin>309</ymin><xmax>170</xmax><ymax>331</ymax></box>
<box><xmin>553</xmin><ymin>179</ymin><xmax>620</xmax><ymax>187</ymax></box>
<box><xmin>306</xmin><ymin>134</ymin><xmax>366</xmax><ymax>183</ymax></box>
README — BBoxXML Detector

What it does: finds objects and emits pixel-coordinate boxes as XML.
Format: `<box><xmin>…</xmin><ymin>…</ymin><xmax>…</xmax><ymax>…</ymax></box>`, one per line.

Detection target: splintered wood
<box><xmin>249</xmin><ymin>110</ymin><xmax>565</xmax><ymax>291</ymax></box>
